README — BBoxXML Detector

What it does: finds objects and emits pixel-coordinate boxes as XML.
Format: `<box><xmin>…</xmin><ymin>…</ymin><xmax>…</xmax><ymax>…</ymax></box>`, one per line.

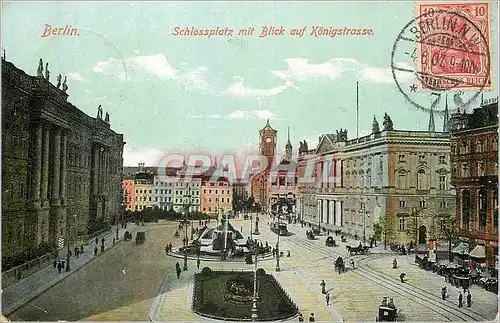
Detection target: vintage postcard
<box><xmin>1</xmin><ymin>1</ymin><xmax>498</xmax><ymax>322</ymax></box>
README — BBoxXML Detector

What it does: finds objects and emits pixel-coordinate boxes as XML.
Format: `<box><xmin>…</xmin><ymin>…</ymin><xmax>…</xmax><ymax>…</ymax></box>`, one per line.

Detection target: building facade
<box><xmin>133</xmin><ymin>172</ymin><xmax>154</xmax><ymax>211</ymax></box>
<box><xmin>297</xmin><ymin>114</ymin><xmax>456</xmax><ymax>245</ymax></box>
<box><xmin>153</xmin><ymin>176</ymin><xmax>176</xmax><ymax>211</ymax></box>
<box><xmin>172</xmin><ymin>178</ymin><xmax>201</xmax><ymax>213</ymax></box>
<box><xmin>2</xmin><ymin>58</ymin><xmax>124</xmax><ymax>261</ymax></box>
<box><xmin>200</xmin><ymin>178</ymin><xmax>233</xmax><ymax>216</ymax></box>
<box><xmin>122</xmin><ymin>178</ymin><xmax>135</xmax><ymax>211</ymax></box>
<box><xmin>450</xmin><ymin>99</ymin><xmax>498</xmax><ymax>266</ymax></box>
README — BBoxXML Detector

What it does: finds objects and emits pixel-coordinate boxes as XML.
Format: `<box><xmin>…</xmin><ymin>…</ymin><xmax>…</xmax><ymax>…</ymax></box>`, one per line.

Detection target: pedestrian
<box><xmin>67</xmin><ymin>249</ymin><xmax>72</xmax><ymax>258</ymax></box>
<box><xmin>441</xmin><ymin>286</ymin><xmax>447</xmax><ymax>300</ymax></box>
<box><xmin>165</xmin><ymin>246</ymin><xmax>169</xmax><ymax>255</ymax></box>
<box><xmin>57</xmin><ymin>261</ymin><xmax>62</xmax><ymax>273</ymax></box>
<box><xmin>458</xmin><ymin>292</ymin><xmax>463</xmax><ymax>307</ymax></box>
<box><xmin>101</xmin><ymin>237</ymin><xmax>105</xmax><ymax>246</ymax></box>
<box><xmin>298</xmin><ymin>312</ymin><xmax>304</xmax><ymax>321</ymax></box>
<box><xmin>320</xmin><ymin>280</ymin><xmax>326</xmax><ymax>294</ymax></box>
<box><xmin>53</xmin><ymin>259</ymin><xmax>57</xmax><ymax>268</ymax></box>
<box><xmin>350</xmin><ymin>259</ymin><xmax>355</xmax><ymax>269</ymax></box>
<box><xmin>325</xmin><ymin>293</ymin><xmax>330</xmax><ymax>306</ymax></box>
<box><xmin>400</xmin><ymin>273</ymin><xmax>406</xmax><ymax>283</ymax></box>
<box><xmin>169</xmin><ymin>242</ymin><xmax>172</xmax><ymax>252</ymax></box>
<box><xmin>101</xmin><ymin>244</ymin><xmax>105</xmax><ymax>253</ymax></box>
<box><xmin>94</xmin><ymin>245</ymin><xmax>98</xmax><ymax>256</ymax></box>
<box><xmin>466</xmin><ymin>291</ymin><xmax>471</xmax><ymax>307</ymax></box>
<box><xmin>62</xmin><ymin>258</ymin><xmax>66</xmax><ymax>269</ymax></box>
<box><xmin>272</xmin><ymin>248</ymin><xmax>276</xmax><ymax>257</ymax></box>
<box><xmin>95</xmin><ymin>237</ymin><xmax>98</xmax><ymax>245</ymax></box>
<box><xmin>308</xmin><ymin>313</ymin><xmax>315</xmax><ymax>322</ymax></box>
<box><xmin>197</xmin><ymin>258</ymin><xmax>201</xmax><ymax>269</ymax></box>
<box><xmin>176</xmin><ymin>262</ymin><xmax>181</xmax><ymax>279</ymax></box>
<box><xmin>74</xmin><ymin>246</ymin><xmax>79</xmax><ymax>258</ymax></box>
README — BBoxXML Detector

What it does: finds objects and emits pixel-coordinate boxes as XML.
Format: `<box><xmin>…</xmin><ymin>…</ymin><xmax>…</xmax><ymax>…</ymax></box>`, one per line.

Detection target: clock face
<box><xmin>266</xmin><ymin>137</ymin><xmax>272</xmax><ymax>143</ymax></box>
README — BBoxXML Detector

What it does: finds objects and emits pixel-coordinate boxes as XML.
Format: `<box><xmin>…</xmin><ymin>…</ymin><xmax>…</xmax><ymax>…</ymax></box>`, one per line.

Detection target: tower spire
<box><xmin>443</xmin><ymin>94</ymin><xmax>449</xmax><ymax>132</ymax></box>
<box><xmin>285</xmin><ymin>126</ymin><xmax>292</xmax><ymax>160</ymax></box>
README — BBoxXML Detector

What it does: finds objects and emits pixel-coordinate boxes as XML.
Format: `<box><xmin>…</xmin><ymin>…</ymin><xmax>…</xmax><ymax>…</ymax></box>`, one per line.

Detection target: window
<box><xmin>478</xmin><ymin>190</ymin><xmax>487</xmax><ymax>231</ymax></box>
<box><xmin>420</xmin><ymin>200</ymin><xmax>426</xmax><ymax>208</ymax></box>
<box><xmin>398</xmin><ymin>173</ymin><xmax>407</xmax><ymax>189</ymax></box>
<box><xmin>419</xmin><ymin>155</ymin><xmax>425</xmax><ymax>162</ymax></box>
<box><xmin>399</xmin><ymin>218</ymin><xmax>405</xmax><ymax>231</ymax></box>
<box><xmin>399</xmin><ymin>200</ymin><xmax>406</xmax><ymax>208</ymax></box>
<box><xmin>439</xmin><ymin>175</ymin><xmax>446</xmax><ymax>190</ymax></box>
<box><xmin>461</xmin><ymin>163</ymin><xmax>469</xmax><ymax>177</ymax></box>
<box><xmin>461</xmin><ymin>190</ymin><xmax>471</xmax><ymax>230</ymax></box>
<box><xmin>476</xmin><ymin>140</ymin><xmax>483</xmax><ymax>153</ymax></box>
<box><xmin>440</xmin><ymin>200</ymin><xmax>447</xmax><ymax>208</ymax></box>
<box><xmin>417</xmin><ymin>169</ymin><xmax>428</xmax><ymax>190</ymax></box>
<box><xmin>439</xmin><ymin>156</ymin><xmax>446</xmax><ymax>164</ymax></box>
<box><xmin>398</xmin><ymin>155</ymin><xmax>405</xmax><ymax>162</ymax></box>
<box><xmin>477</xmin><ymin>162</ymin><xmax>485</xmax><ymax>176</ymax></box>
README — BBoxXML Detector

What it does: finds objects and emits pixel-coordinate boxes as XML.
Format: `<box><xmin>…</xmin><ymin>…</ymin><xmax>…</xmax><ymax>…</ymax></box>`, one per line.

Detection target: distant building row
<box><xmin>122</xmin><ymin>163</ymin><xmax>250</xmax><ymax>216</ymax></box>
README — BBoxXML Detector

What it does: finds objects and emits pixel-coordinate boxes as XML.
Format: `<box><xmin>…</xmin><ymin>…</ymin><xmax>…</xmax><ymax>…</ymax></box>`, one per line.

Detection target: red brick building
<box><xmin>450</xmin><ymin>99</ymin><xmax>498</xmax><ymax>267</ymax></box>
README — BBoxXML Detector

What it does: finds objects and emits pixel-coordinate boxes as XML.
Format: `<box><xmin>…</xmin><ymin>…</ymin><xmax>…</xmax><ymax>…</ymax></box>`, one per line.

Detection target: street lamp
<box><xmin>412</xmin><ymin>207</ymin><xmax>418</xmax><ymax>249</ymax></box>
<box><xmin>252</xmin><ymin>240</ymin><xmax>259</xmax><ymax>321</ymax></box>
<box><xmin>254</xmin><ymin>203</ymin><xmax>260</xmax><ymax>235</ymax></box>
<box><xmin>361</xmin><ymin>200</ymin><xmax>366</xmax><ymax>244</ymax></box>
<box><xmin>276</xmin><ymin>211</ymin><xmax>281</xmax><ymax>272</ymax></box>
<box><xmin>182</xmin><ymin>210</ymin><xmax>188</xmax><ymax>271</ymax></box>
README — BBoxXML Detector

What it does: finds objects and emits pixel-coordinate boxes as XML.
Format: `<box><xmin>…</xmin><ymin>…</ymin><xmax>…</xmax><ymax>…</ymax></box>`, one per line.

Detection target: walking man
<box><xmin>94</xmin><ymin>245</ymin><xmax>98</xmax><ymax>256</ymax></box>
<box><xmin>101</xmin><ymin>243</ymin><xmax>105</xmax><ymax>254</ymax></box>
<box><xmin>176</xmin><ymin>262</ymin><xmax>181</xmax><ymax>279</ymax></box>
<box><xmin>74</xmin><ymin>246</ymin><xmax>80</xmax><ymax>258</ymax></box>
<box><xmin>57</xmin><ymin>261</ymin><xmax>62</xmax><ymax>273</ymax></box>
<box><xmin>95</xmin><ymin>237</ymin><xmax>99</xmax><ymax>245</ymax></box>
<box><xmin>400</xmin><ymin>273</ymin><xmax>406</xmax><ymax>283</ymax></box>
<box><xmin>308</xmin><ymin>313</ymin><xmax>315</xmax><ymax>322</ymax></box>
<box><xmin>165</xmin><ymin>246</ymin><xmax>169</xmax><ymax>255</ymax></box>
<box><xmin>169</xmin><ymin>242</ymin><xmax>172</xmax><ymax>252</ymax></box>
<box><xmin>441</xmin><ymin>286</ymin><xmax>447</xmax><ymax>300</ymax></box>
<box><xmin>466</xmin><ymin>291</ymin><xmax>471</xmax><ymax>307</ymax></box>
<box><xmin>197</xmin><ymin>258</ymin><xmax>201</xmax><ymax>269</ymax></box>
<box><xmin>320</xmin><ymin>280</ymin><xmax>326</xmax><ymax>294</ymax></box>
<box><xmin>325</xmin><ymin>293</ymin><xmax>330</xmax><ymax>306</ymax></box>
<box><xmin>458</xmin><ymin>292</ymin><xmax>463</xmax><ymax>307</ymax></box>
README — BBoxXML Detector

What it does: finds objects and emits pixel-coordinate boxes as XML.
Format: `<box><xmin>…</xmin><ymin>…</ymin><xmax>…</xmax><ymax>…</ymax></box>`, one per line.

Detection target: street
<box><xmin>8</xmin><ymin>222</ymin><xmax>182</xmax><ymax>321</ymax></box>
<box><xmin>8</xmin><ymin>217</ymin><xmax>499</xmax><ymax>322</ymax></box>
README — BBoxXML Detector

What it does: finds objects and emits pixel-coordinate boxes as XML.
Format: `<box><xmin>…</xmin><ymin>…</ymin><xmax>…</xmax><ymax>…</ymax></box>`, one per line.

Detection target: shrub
<box><xmin>201</xmin><ymin>267</ymin><xmax>212</xmax><ymax>276</ymax></box>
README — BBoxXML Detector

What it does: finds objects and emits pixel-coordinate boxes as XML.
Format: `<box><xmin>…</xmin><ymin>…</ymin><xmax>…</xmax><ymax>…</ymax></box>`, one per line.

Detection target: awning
<box><xmin>452</xmin><ymin>242</ymin><xmax>469</xmax><ymax>254</ymax></box>
<box><xmin>469</xmin><ymin>244</ymin><xmax>486</xmax><ymax>258</ymax></box>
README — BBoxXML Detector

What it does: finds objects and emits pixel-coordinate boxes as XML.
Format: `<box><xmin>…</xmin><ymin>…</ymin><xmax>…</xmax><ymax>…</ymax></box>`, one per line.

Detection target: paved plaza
<box><xmin>4</xmin><ymin>215</ymin><xmax>498</xmax><ymax>322</ymax></box>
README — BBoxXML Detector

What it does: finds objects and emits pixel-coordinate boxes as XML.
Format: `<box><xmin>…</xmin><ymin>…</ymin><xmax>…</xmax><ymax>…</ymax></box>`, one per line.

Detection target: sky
<box><xmin>2</xmin><ymin>1</ymin><xmax>498</xmax><ymax>166</ymax></box>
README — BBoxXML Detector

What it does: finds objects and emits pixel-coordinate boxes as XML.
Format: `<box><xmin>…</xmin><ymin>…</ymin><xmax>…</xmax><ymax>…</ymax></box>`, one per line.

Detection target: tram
<box><xmin>270</xmin><ymin>216</ymin><xmax>288</xmax><ymax>236</ymax></box>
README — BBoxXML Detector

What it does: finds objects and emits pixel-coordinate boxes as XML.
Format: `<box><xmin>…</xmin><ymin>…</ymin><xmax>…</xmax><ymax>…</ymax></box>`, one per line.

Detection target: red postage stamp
<box><xmin>415</xmin><ymin>2</ymin><xmax>491</xmax><ymax>91</ymax></box>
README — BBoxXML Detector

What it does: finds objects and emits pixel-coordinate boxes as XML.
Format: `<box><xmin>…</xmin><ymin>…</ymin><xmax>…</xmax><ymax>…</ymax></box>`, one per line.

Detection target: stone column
<box><xmin>92</xmin><ymin>145</ymin><xmax>99</xmax><ymax>195</ymax></box>
<box><xmin>51</xmin><ymin>127</ymin><xmax>61</xmax><ymax>205</ymax></box>
<box><xmin>41</xmin><ymin>125</ymin><xmax>50</xmax><ymax>203</ymax></box>
<box><xmin>60</xmin><ymin>132</ymin><xmax>67</xmax><ymax>205</ymax></box>
<box><xmin>33</xmin><ymin>123</ymin><xmax>43</xmax><ymax>203</ymax></box>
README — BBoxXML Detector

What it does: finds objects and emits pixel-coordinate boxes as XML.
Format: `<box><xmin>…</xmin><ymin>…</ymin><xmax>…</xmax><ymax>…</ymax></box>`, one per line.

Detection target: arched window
<box><xmin>478</xmin><ymin>189</ymin><xmax>487</xmax><ymax>231</ymax></box>
<box><xmin>417</xmin><ymin>169</ymin><xmax>428</xmax><ymax>190</ymax></box>
<box><xmin>462</xmin><ymin>190</ymin><xmax>471</xmax><ymax>230</ymax></box>
<box><xmin>476</xmin><ymin>140</ymin><xmax>483</xmax><ymax>153</ymax></box>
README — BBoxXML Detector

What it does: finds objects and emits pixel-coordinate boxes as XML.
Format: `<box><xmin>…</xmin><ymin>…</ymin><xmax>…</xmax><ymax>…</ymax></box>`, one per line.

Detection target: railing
<box><xmin>1</xmin><ymin>250</ymin><xmax>58</xmax><ymax>288</ymax></box>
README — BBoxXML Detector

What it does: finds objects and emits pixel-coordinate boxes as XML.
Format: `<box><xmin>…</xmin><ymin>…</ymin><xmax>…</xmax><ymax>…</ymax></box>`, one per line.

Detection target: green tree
<box><xmin>374</xmin><ymin>215</ymin><xmax>395</xmax><ymax>249</ymax></box>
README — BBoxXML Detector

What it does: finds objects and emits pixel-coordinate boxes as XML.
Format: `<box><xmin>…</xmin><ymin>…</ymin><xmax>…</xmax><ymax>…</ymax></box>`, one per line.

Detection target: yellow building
<box><xmin>201</xmin><ymin>178</ymin><xmax>233</xmax><ymax>217</ymax></box>
<box><xmin>134</xmin><ymin>172</ymin><xmax>154</xmax><ymax>211</ymax></box>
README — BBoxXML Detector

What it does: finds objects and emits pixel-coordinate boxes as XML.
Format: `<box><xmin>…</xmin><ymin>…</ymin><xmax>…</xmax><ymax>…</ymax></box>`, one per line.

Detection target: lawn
<box><xmin>193</xmin><ymin>269</ymin><xmax>298</xmax><ymax>321</ymax></box>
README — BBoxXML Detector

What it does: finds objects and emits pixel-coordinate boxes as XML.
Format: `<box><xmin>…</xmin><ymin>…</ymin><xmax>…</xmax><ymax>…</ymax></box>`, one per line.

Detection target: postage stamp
<box><xmin>414</xmin><ymin>2</ymin><xmax>492</xmax><ymax>91</ymax></box>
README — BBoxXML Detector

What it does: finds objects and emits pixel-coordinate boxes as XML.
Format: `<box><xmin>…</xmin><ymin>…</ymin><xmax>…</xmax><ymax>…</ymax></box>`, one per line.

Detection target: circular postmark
<box><xmin>391</xmin><ymin>8</ymin><xmax>491</xmax><ymax>115</ymax></box>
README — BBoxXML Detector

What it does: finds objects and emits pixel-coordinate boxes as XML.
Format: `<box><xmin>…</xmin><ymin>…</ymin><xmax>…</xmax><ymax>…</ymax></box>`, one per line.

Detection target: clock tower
<box><xmin>259</xmin><ymin>119</ymin><xmax>277</xmax><ymax>165</ymax></box>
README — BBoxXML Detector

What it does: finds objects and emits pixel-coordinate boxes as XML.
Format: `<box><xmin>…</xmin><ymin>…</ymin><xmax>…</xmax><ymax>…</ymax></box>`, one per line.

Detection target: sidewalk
<box><xmin>1</xmin><ymin>223</ymin><xmax>140</xmax><ymax>316</ymax></box>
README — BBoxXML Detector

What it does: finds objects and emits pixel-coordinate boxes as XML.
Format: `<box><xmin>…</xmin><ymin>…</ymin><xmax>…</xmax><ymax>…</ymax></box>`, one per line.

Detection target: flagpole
<box><xmin>356</xmin><ymin>81</ymin><xmax>359</xmax><ymax>139</ymax></box>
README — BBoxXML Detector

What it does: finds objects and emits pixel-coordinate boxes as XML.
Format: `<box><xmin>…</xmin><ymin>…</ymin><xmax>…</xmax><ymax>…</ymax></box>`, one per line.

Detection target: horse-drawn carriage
<box><xmin>346</xmin><ymin>244</ymin><xmax>370</xmax><ymax>255</ymax></box>
<box><xmin>334</xmin><ymin>256</ymin><xmax>345</xmax><ymax>273</ymax></box>
<box><xmin>325</xmin><ymin>236</ymin><xmax>337</xmax><ymax>247</ymax></box>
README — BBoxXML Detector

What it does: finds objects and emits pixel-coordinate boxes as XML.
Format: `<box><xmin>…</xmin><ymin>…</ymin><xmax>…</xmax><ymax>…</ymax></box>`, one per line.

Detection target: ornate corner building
<box><xmin>2</xmin><ymin>58</ymin><xmax>124</xmax><ymax>261</ymax></box>
<box><xmin>450</xmin><ymin>99</ymin><xmax>499</xmax><ymax>266</ymax></box>
<box><xmin>296</xmin><ymin>112</ymin><xmax>457</xmax><ymax>246</ymax></box>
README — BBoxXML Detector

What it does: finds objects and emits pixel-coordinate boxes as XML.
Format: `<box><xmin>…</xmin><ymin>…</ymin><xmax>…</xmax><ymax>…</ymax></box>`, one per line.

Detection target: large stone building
<box><xmin>450</xmin><ymin>98</ymin><xmax>498</xmax><ymax>266</ymax></box>
<box><xmin>134</xmin><ymin>171</ymin><xmax>155</xmax><ymax>211</ymax></box>
<box><xmin>122</xmin><ymin>178</ymin><xmax>135</xmax><ymax>211</ymax></box>
<box><xmin>2</xmin><ymin>58</ymin><xmax>124</xmax><ymax>262</ymax></box>
<box><xmin>296</xmin><ymin>112</ymin><xmax>456</xmax><ymax>245</ymax></box>
<box><xmin>201</xmin><ymin>177</ymin><xmax>233</xmax><ymax>216</ymax></box>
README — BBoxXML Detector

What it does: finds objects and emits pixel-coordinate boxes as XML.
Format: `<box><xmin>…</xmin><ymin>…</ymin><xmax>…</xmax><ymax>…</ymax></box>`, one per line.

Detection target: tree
<box><xmin>439</xmin><ymin>214</ymin><xmax>457</xmax><ymax>262</ymax></box>
<box><xmin>374</xmin><ymin>215</ymin><xmax>395</xmax><ymax>249</ymax></box>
